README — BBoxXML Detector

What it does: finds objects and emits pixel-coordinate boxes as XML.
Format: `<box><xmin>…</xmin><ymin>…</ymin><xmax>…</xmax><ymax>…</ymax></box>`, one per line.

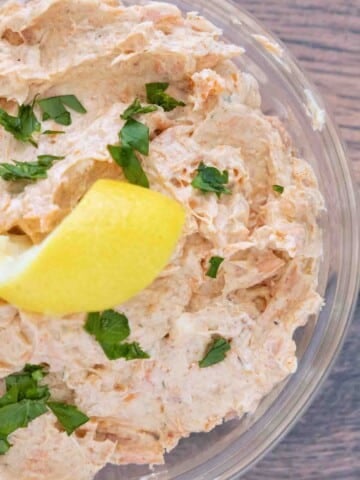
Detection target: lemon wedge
<box><xmin>0</xmin><ymin>180</ymin><xmax>185</xmax><ymax>314</ymax></box>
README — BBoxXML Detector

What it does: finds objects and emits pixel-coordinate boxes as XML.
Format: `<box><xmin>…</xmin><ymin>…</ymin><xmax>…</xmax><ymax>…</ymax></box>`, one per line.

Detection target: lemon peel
<box><xmin>0</xmin><ymin>180</ymin><xmax>185</xmax><ymax>314</ymax></box>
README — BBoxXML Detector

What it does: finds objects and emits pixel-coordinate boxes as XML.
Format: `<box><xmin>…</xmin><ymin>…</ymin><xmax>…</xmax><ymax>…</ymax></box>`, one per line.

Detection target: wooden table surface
<box><xmin>236</xmin><ymin>1</ymin><xmax>360</xmax><ymax>479</ymax></box>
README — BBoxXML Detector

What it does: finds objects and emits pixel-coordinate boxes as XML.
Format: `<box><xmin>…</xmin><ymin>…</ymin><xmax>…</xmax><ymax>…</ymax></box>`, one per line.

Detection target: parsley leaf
<box><xmin>0</xmin><ymin>399</ymin><xmax>48</xmax><ymax>436</ymax></box>
<box><xmin>199</xmin><ymin>337</ymin><xmax>231</xmax><ymax>368</ymax></box>
<box><xmin>123</xmin><ymin>342</ymin><xmax>150</xmax><ymax>360</ymax></box>
<box><xmin>17</xmin><ymin>103</ymin><xmax>41</xmax><ymax>146</ymax></box>
<box><xmin>23</xmin><ymin>364</ymin><xmax>47</xmax><ymax>382</ymax></box>
<box><xmin>206</xmin><ymin>256</ymin><xmax>224</xmax><ymax>278</ymax></box>
<box><xmin>37</xmin><ymin>155</ymin><xmax>65</xmax><ymax>165</ymax></box>
<box><xmin>47</xmin><ymin>402</ymin><xmax>89</xmax><ymax>435</ymax></box>
<box><xmin>108</xmin><ymin>144</ymin><xmax>149</xmax><ymax>188</ymax></box>
<box><xmin>59</xmin><ymin>95</ymin><xmax>87</xmax><ymax>113</ymax></box>
<box><xmin>0</xmin><ymin>435</ymin><xmax>10</xmax><ymax>455</ymax></box>
<box><xmin>85</xmin><ymin>310</ymin><xmax>130</xmax><ymax>345</ymax></box>
<box><xmin>192</xmin><ymin>163</ymin><xmax>231</xmax><ymax>197</ymax></box>
<box><xmin>121</xmin><ymin>98</ymin><xmax>157</xmax><ymax>120</ymax></box>
<box><xmin>120</xmin><ymin>118</ymin><xmax>149</xmax><ymax>155</ymax></box>
<box><xmin>0</xmin><ymin>155</ymin><xmax>65</xmax><ymax>181</ymax></box>
<box><xmin>272</xmin><ymin>184</ymin><xmax>284</xmax><ymax>194</ymax></box>
<box><xmin>0</xmin><ymin>386</ymin><xmax>19</xmax><ymax>408</ymax></box>
<box><xmin>0</xmin><ymin>402</ymin><xmax>28</xmax><ymax>436</ymax></box>
<box><xmin>109</xmin><ymin>90</ymin><xmax>162</xmax><ymax>188</ymax></box>
<box><xmin>23</xmin><ymin>399</ymin><xmax>49</xmax><ymax>423</ymax></box>
<box><xmin>38</xmin><ymin>95</ymin><xmax>86</xmax><ymax>126</ymax></box>
<box><xmin>0</xmin><ymin>368</ymin><xmax>49</xmax><ymax>454</ymax></box>
<box><xmin>0</xmin><ymin>364</ymin><xmax>89</xmax><ymax>454</ymax></box>
<box><xmin>85</xmin><ymin>310</ymin><xmax>150</xmax><ymax>361</ymax></box>
<box><xmin>146</xmin><ymin>83</ymin><xmax>185</xmax><ymax>112</ymax></box>
<box><xmin>5</xmin><ymin>364</ymin><xmax>50</xmax><ymax>403</ymax></box>
<box><xmin>100</xmin><ymin>342</ymin><xmax>131</xmax><ymax>360</ymax></box>
<box><xmin>102</xmin><ymin>341</ymin><xmax>150</xmax><ymax>361</ymax></box>
<box><xmin>0</xmin><ymin>102</ymin><xmax>41</xmax><ymax>146</ymax></box>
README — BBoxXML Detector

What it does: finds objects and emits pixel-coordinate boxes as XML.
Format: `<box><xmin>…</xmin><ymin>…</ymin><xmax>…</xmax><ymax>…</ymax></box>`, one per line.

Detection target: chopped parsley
<box><xmin>206</xmin><ymin>256</ymin><xmax>224</xmax><ymax>278</ymax></box>
<box><xmin>120</xmin><ymin>98</ymin><xmax>157</xmax><ymax>120</ymax></box>
<box><xmin>0</xmin><ymin>387</ymin><xmax>19</xmax><ymax>408</ymax></box>
<box><xmin>85</xmin><ymin>310</ymin><xmax>130</xmax><ymax>345</ymax></box>
<box><xmin>5</xmin><ymin>364</ymin><xmax>49</xmax><ymax>402</ymax></box>
<box><xmin>0</xmin><ymin>364</ymin><xmax>88</xmax><ymax>454</ymax></box>
<box><xmin>0</xmin><ymin>436</ymin><xmax>10</xmax><ymax>455</ymax></box>
<box><xmin>191</xmin><ymin>162</ymin><xmax>231</xmax><ymax>197</ymax></box>
<box><xmin>108</xmin><ymin>101</ymin><xmax>151</xmax><ymax>187</ymax></box>
<box><xmin>0</xmin><ymin>94</ymin><xmax>85</xmax><ymax>143</ymax></box>
<box><xmin>199</xmin><ymin>337</ymin><xmax>231</xmax><ymax>368</ymax></box>
<box><xmin>0</xmin><ymin>101</ymin><xmax>41</xmax><ymax>146</ymax></box>
<box><xmin>47</xmin><ymin>402</ymin><xmax>89</xmax><ymax>436</ymax></box>
<box><xmin>120</xmin><ymin>118</ymin><xmax>150</xmax><ymax>156</ymax></box>
<box><xmin>109</xmin><ymin>85</ymin><xmax>185</xmax><ymax>187</ymax></box>
<box><xmin>146</xmin><ymin>82</ymin><xmax>185</xmax><ymax>111</ymax></box>
<box><xmin>85</xmin><ymin>310</ymin><xmax>150</xmax><ymax>361</ymax></box>
<box><xmin>272</xmin><ymin>184</ymin><xmax>284</xmax><ymax>194</ymax></box>
<box><xmin>108</xmin><ymin>144</ymin><xmax>149</xmax><ymax>188</ymax></box>
<box><xmin>37</xmin><ymin>95</ymin><xmax>86</xmax><ymax>126</ymax></box>
<box><xmin>101</xmin><ymin>341</ymin><xmax>150</xmax><ymax>361</ymax></box>
<box><xmin>0</xmin><ymin>400</ymin><xmax>48</xmax><ymax>436</ymax></box>
<box><xmin>0</xmin><ymin>155</ymin><xmax>65</xmax><ymax>181</ymax></box>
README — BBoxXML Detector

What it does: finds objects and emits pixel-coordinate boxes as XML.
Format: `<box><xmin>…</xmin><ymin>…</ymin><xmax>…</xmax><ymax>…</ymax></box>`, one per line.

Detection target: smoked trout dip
<box><xmin>0</xmin><ymin>0</ymin><xmax>324</xmax><ymax>478</ymax></box>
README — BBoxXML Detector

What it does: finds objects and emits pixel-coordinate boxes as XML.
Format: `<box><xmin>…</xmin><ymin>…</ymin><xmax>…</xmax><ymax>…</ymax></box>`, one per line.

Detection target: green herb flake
<box><xmin>191</xmin><ymin>162</ymin><xmax>231</xmax><ymax>197</ymax></box>
<box><xmin>0</xmin><ymin>399</ymin><xmax>48</xmax><ymax>436</ymax></box>
<box><xmin>109</xmin><ymin>88</ymin><xmax>170</xmax><ymax>188</ymax></box>
<box><xmin>0</xmin><ymin>436</ymin><xmax>10</xmax><ymax>455</ymax></box>
<box><xmin>85</xmin><ymin>310</ymin><xmax>130</xmax><ymax>345</ymax></box>
<box><xmin>59</xmin><ymin>95</ymin><xmax>87</xmax><ymax>113</ymax></box>
<box><xmin>0</xmin><ymin>386</ymin><xmax>19</xmax><ymax>408</ymax></box>
<box><xmin>121</xmin><ymin>98</ymin><xmax>158</xmax><ymax>120</ymax></box>
<box><xmin>47</xmin><ymin>402</ymin><xmax>89</xmax><ymax>436</ymax></box>
<box><xmin>85</xmin><ymin>310</ymin><xmax>150</xmax><ymax>361</ymax></box>
<box><xmin>206</xmin><ymin>256</ymin><xmax>224</xmax><ymax>278</ymax></box>
<box><xmin>5</xmin><ymin>364</ymin><xmax>50</xmax><ymax>403</ymax></box>
<box><xmin>0</xmin><ymin>367</ymin><xmax>51</xmax><ymax>454</ymax></box>
<box><xmin>199</xmin><ymin>337</ymin><xmax>231</xmax><ymax>368</ymax></box>
<box><xmin>102</xmin><ymin>341</ymin><xmax>150</xmax><ymax>361</ymax></box>
<box><xmin>146</xmin><ymin>83</ymin><xmax>185</xmax><ymax>112</ymax></box>
<box><xmin>272</xmin><ymin>184</ymin><xmax>284</xmax><ymax>194</ymax></box>
<box><xmin>37</xmin><ymin>95</ymin><xmax>86</xmax><ymax>126</ymax></box>
<box><xmin>120</xmin><ymin>118</ymin><xmax>149</xmax><ymax>155</ymax></box>
<box><xmin>22</xmin><ymin>399</ymin><xmax>49</xmax><ymax>423</ymax></box>
<box><xmin>36</xmin><ymin>155</ymin><xmax>65</xmax><ymax>164</ymax></box>
<box><xmin>0</xmin><ymin>364</ymin><xmax>89</xmax><ymax>454</ymax></box>
<box><xmin>123</xmin><ymin>342</ymin><xmax>150</xmax><ymax>360</ymax></box>
<box><xmin>42</xmin><ymin>130</ymin><xmax>65</xmax><ymax>135</ymax></box>
<box><xmin>0</xmin><ymin>402</ymin><xmax>28</xmax><ymax>436</ymax></box>
<box><xmin>0</xmin><ymin>101</ymin><xmax>41</xmax><ymax>146</ymax></box>
<box><xmin>0</xmin><ymin>155</ymin><xmax>65</xmax><ymax>182</ymax></box>
<box><xmin>24</xmin><ymin>364</ymin><xmax>47</xmax><ymax>382</ymax></box>
<box><xmin>108</xmin><ymin>144</ymin><xmax>149</xmax><ymax>188</ymax></box>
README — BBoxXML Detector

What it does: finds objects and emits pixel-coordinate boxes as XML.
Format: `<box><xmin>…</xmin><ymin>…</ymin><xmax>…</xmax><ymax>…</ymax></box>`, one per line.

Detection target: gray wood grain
<box><xmin>236</xmin><ymin>1</ymin><xmax>360</xmax><ymax>479</ymax></box>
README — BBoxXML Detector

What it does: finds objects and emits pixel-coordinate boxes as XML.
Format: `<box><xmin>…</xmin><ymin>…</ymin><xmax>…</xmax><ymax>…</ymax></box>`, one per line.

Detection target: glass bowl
<box><xmin>96</xmin><ymin>1</ymin><xmax>360</xmax><ymax>478</ymax></box>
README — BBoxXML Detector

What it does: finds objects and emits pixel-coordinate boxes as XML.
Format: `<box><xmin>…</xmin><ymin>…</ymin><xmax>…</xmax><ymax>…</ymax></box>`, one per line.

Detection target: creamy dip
<box><xmin>0</xmin><ymin>1</ymin><xmax>324</xmax><ymax>479</ymax></box>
